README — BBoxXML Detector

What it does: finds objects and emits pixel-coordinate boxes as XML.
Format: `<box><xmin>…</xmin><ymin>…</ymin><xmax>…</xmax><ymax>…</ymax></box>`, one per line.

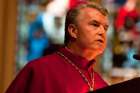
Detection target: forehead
<box><xmin>77</xmin><ymin>7</ymin><xmax>109</xmax><ymax>24</ymax></box>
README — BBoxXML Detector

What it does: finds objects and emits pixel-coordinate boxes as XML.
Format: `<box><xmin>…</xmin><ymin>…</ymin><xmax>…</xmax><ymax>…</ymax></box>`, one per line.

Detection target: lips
<box><xmin>96</xmin><ymin>39</ymin><xmax>104</xmax><ymax>43</ymax></box>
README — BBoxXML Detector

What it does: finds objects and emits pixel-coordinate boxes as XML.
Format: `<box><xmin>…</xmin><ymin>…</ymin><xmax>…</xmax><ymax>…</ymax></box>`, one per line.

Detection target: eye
<box><xmin>92</xmin><ymin>23</ymin><xmax>100</xmax><ymax>27</ymax></box>
<box><xmin>89</xmin><ymin>20</ymin><xmax>100</xmax><ymax>27</ymax></box>
<box><xmin>103</xmin><ymin>25</ymin><xmax>109</xmax><ymax>31</ymax></box>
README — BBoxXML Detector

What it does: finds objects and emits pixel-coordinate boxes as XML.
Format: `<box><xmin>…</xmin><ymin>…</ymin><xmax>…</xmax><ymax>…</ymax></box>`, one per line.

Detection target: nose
<box><xmin>98</xmin><ymin>25</ymin><xmax>105</xmax><ymax>35</ymax></box>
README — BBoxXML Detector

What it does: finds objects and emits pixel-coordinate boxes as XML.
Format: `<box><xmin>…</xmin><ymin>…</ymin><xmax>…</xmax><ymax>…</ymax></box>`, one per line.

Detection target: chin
<box><xmin>92</xmin><ymin>47</ymin><xmax>105</xmax><ymax>54</ymax></box>
<box><xmin>90</xmin><ymin>45</ymin><xmax>105</xmax><ymax>50</ymax></box>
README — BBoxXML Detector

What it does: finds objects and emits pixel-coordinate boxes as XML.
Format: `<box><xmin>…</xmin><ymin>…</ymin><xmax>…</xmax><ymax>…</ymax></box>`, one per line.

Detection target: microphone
<box><xmin>133</xmin><ymin>54</ymin><xmax>140</xmax><ymax>60</ymax></box>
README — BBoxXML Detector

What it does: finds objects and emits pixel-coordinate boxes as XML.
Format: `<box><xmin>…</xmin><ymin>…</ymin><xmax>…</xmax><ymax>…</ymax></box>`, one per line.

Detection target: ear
<box><xmin>67</xmin><ymin>24</ymin><xmax>78</xmax><ymax>39</ymax></box>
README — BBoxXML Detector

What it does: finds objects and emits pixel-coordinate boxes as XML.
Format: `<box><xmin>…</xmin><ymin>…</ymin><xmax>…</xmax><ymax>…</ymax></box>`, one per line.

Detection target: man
<box><xmin>6</xmin><ymin>2</ymin><xmax>109</xmax><ymax>93</ymax></box>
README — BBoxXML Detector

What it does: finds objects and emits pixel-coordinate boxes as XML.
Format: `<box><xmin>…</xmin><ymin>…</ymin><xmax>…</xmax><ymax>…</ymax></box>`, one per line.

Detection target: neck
<box><xmin>66</xmin><ymin>43</ymin><xmax>97</xmax><ymax>61</ymax></box>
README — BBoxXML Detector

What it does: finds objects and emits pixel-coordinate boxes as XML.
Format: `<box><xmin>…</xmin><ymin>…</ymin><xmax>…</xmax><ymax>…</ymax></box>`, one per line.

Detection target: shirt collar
<box><xmin>58</xmin><ymin>47</ymin><xmax>95</xmax><ymax>71</ymax></box>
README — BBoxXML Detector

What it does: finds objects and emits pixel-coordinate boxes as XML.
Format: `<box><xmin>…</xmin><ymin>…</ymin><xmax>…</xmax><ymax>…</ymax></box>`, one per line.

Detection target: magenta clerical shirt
<box><xmin>6</xmin><ymin>48</ymin><xmax>108</xmax><ymax>93</ymax></box>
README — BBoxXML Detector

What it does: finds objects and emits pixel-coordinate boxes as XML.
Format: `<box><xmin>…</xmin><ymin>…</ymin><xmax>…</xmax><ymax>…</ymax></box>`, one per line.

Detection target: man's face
<box><xmin>74</xmin><ymin>7</ymin><xmax>109</xmax><ymax>54</ymax></box>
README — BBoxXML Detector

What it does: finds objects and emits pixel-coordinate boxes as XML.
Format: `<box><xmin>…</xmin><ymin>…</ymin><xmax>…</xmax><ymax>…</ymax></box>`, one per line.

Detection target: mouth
<box><xmin>96</xmin><ymin>39</ymin><xmax>104</xmax><ymax>43</ymax></box>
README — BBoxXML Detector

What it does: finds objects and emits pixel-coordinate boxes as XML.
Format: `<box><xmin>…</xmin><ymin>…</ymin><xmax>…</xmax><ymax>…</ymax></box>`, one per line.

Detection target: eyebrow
<box><xmin>91</xmin><ymin>20</ymin><xmax>100</xmax><ymax>24</ymax></box>
<box><xmin>91</xmin><ymin>20</ymin><xmax>108</xmax><ymax>26</ymax></box>
<box><xmin>90</xmin><ymin>20</ymin><xmax>109</xmax><ymax>30</ymax></box>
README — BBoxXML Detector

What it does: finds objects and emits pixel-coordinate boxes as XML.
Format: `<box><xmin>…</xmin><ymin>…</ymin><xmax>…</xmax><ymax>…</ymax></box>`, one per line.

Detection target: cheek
<box><xmin>76</xmin><ymin>34</ymin><xmax>91</xmax><ymax>46</ymax></box>
<box><xmin>78</xmin><ymin>36</ymin><xmax>95</xmax><ymax>47</ymax></box>
<box><xmin>87</xmin><ymin>32</ymin><xmax>97</xmax><ymax>42</ymax></box>
<box><xmin>80</xmin><ymin>32</ymin><xmax>95</xmax><ymax>42</ymax></box>
<box><xmin>76</xmin><ymin>26</ymin><xmax>97</xmax><ymax>44</ymax></box>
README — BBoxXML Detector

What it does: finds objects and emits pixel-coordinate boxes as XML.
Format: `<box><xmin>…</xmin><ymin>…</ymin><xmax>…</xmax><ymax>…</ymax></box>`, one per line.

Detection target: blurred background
<box><xmin>1</xmin><ymin>0</ymin><xmax>140</xmax><ymax>93</ymax></box>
